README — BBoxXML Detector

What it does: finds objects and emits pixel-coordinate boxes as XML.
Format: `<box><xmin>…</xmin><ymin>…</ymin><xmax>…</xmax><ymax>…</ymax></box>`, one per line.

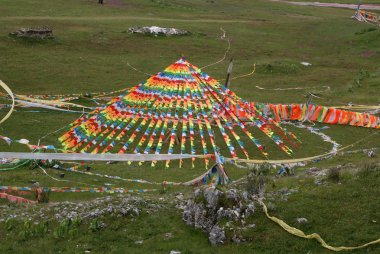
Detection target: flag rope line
<box><xmin>0</xmin><ymin>80</ymin><xmax>15</xmax><ymax>124</ymax></box>
<box><xmin>259</xmin><ymin>199</ymin><xmax>380</xmax><ymax>251</ymax></box>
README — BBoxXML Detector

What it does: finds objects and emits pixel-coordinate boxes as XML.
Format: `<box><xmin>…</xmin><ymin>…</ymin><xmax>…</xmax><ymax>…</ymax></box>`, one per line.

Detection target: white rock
<box><xmin>300</xmin><ymin>62</ymin><xmax>312</xmax><ymax>66</ymax></box>
<box><xmin>296</xmin><ymin>217</ymin><xmax>308</xmax><ymax>224</ymax></box>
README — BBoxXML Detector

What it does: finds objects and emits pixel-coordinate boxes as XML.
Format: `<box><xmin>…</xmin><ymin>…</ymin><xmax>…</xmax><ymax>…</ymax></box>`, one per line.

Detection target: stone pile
<box><xmin>0</xmin><ymin>195</ymin><xmax>162</xmax><ymax>223</ymax></box>
<box><xmin>182</xmin><ymin>188</ymin><xmax>256</xmax><ymax>245</ymax></box>
<box><xmin>128</xmin><ymin>26</ymin><xmax>189</xmax><ymax>36</ymax></box>
<box><xmin>9</xmin><ymin>27</ymin><xmax>53</xmax><ymax>39</ymax></box>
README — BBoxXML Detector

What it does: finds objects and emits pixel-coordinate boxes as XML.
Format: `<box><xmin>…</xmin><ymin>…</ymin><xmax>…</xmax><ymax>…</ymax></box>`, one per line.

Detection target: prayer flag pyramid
<box><xmin>59</xmin><ymin>58</ymin><xmax>297</xmax><ymax>167</ymax></box>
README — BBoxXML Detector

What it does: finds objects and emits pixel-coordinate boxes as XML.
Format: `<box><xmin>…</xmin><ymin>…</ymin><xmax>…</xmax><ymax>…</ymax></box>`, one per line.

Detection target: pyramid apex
<box><xmin>178</xmin><ymin>56</ymin><xmax>187</xmax><ymax>62</ymax></box>
<box><xmin>172</xmin><ymin>57</ymin><xmax>190</xmax><ymax>66</ymax></box>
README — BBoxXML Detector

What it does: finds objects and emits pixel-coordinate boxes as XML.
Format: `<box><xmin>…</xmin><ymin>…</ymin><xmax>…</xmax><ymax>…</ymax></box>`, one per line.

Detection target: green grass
<box><xmin>0</xmin><ymin>0</ymin><xmax>379</xmax><ymax>253</ymax></box>
<box><xmin>1</xmin><ymin>163</ymin><xmax>379</xmax><ymax>254</ymax></box>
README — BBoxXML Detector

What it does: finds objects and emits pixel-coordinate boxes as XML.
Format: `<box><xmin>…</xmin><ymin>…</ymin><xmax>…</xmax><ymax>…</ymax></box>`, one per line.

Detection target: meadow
<box><xmin>0</xmin><ymin>0</ymin><xmax>379</xmax><ymax>253</ymax></box>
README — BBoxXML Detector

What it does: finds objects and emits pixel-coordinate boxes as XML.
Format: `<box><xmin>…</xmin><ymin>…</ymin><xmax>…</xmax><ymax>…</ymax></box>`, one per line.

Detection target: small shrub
<box><xmin>355</xmin><ymin>27</ymin><xmax>377</xmax><ymax>35</ymax></box>
<box><xmin>72</xmin><ymin>217</ymin><xmax>82</xmax><ymax>228</ymax></box>
<box><xmin>18</xmin><ymin>220</ymin><xmax>32</xmax><ymax>241</ymax></box>
<box><xmin>246</xmin><ymin>164</ymin><xmax>271</xmax><ymax>195</ymax></box>
<box><xmin>264</xmin><ymin>64</ymin><xmax>274</xmax><ymax>73</ymax></box>
<box><xmin>327</xmin><ymin>167</ymin><xmax>341</xmax><ymax>183</ymax></box>
<box><xmin>194</xmin><ymin>193</ymin><xmax>207</xmax><ymax>205</ymax></box>
<box><xmin>217</xmin><ymin>194</ymin><xmax>237</xmax><ymax>209</ymax></box>
<box><xmin>355</xmin><ymin>69</ymin><xmax>370</xmax><ymax>87</ymax></box>
<box><xmin>258</xmin><ymin>61</ymin><xmax>300</xmax><ymax>75</ymax></box>
<box><xmin>5</xmin><ymin>218</ymin><xmax>14</xmax><ymax>231</ymax></box>
<box><xmin>359</xmin><ymin>162</ymin><xmax>379</xmax><ymax>177</ymax></box>
<box><xmin>32</xmin><ymin>221</ymin><xmax>49</xmax><ymax>236</ymax></box>
<box><xmin>363</xmin><ymin>162</ymin><xmax>378</xmax><ymax>171</ymax></box>
<box><xmin>68</xmin><ymin>228</ymin><xmax>78</xmax><ymax>238</ymax></box>
<box><xmin>23</xmin><ymin>220</ymin><xmax>32</xmax><ymax>230</ymax></box>
<box><xmin>53</xmin><ymin>219</ymin><xmax>71</xmax><ymax>239</ymax></box>
<box><xmin>52</xmin><ymin>217</ymin><xmax>82</xmax><ymax>239</ymax></box>
<box><xmin>53</xmin><ymin>225</ymin><xmax>65</xmax><ymax>239</ymax></box>
<box><xmin>18</xmin><ymin>230</ymin><xmax>31</xmax><ymax>241</ymax></box>
<box><xmin>89</xmin><ymin>219</ymin><xmax>102</xmax><ymax>232</ymax></box>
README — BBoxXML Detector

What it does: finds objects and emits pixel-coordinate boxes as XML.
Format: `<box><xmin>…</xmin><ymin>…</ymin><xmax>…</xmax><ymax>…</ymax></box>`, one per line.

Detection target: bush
<box><xmin>194</xmin><ymin>193</ymin><xmax>207</xmax><ymax>205</ymax></box>
<box><xmin>359</xmin><ymin>162</ymin><xmax>379</xmax><ymax>177</ymax></box>
<box><xmin>33</xmin><ymin>221</ymin><xmax>49</xmax><ymax>236</ymax></box>
<box><xmin>257</xmin><ymin>61</ymin><xmax>301</xmax><ymax>75</ymax></box>
<box><xmin>5</xmin><ymin>218</ymin><xmax>14</xmax><ymax>231</ymax></box>
<box><xmin>327</xmin><ymin>167</ymin><xmax>341</xmax><ymax>183</ymax></box>
<box><xmin>355</xmin><ymin>69</ymin><xmax>370</xmax><ymax>87</ymax></box>
<box><xmin>89</xmin><ymin>219</ymin><xmax>102</xmax><ymax>232</ymax></box>
<box><xmin>18</xmin><ymin>220</ymin><xmax>32</xmax><ymax>241</ymax></box>
<box><xmin>217</xmin><ymin>194</ymin><xmax>237</xmax><ymax>209</ymax></box>
<box><xmin>53</xmin><ymin>218</ymin><xmax>81</xmax><ymax>239</ymax></box>
<box><xmin>53</xmin><ymin>219</ymin><xmax>71</xmax><ymax>239</ymax></box>
<box><xmin>355</xmin><ymin>27</ymin><xmax>378</xmax><ymax>35</ymax></box>
<box><xmin>246</xmin><ymin>164</ymin><xmax>271</xmax><ymax>195</ymax></box>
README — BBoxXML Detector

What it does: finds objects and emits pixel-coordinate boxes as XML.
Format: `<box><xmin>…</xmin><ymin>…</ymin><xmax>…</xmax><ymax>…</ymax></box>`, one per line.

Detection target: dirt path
<box><xmin>271</xmin><ymin>0</ymin><xmax>380</xmax><ymax>10</ymax></box>
<box><xmin>0</xmin><ymin>16</ymin><xmax>254</xmax><ymax>23</ymax></box>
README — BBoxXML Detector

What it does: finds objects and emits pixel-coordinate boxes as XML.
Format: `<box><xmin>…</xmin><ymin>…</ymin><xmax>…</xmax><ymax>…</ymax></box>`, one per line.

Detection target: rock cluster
<box><xmin>9</xmin><ymin>27</ymin><xmax>53</xmax><ymax>39</ymax></box>
<box><xmin>0</xmin><ymin>195</ymin><xmax>162</xmax><ymax>223</ymax></box>
<box><xmin>128</xmin><ymin>26</ymin><xmax>189</xmax><ymax>36</ymax></box>
<box><xmin>182</xmin><ymin>188</ymin><xmax>256</xmax><ymax>245</ymax></box>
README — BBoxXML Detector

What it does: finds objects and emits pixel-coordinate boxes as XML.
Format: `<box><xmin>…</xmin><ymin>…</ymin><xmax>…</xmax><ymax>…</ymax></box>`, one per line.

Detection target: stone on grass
<box><xmin>128</xmin><ymin>26</ymin><xmax>189</xmax><ymax>36</ymax></box>
<box><xmin>296</xmin><ymin>217</ymin><xmax>308</xmax><ymax>224</ymax></box>
<box><xmin>246</xmin><ymin>224</ymin><xmax>256</xmax><ymax>229</ymax></box>
<box><xmin>209</xmin><ymin>225</ymin><xmax>226</xmax><ymax>245</ymax></box>
<box><xmin>245</xmin><ymin>203</ymin><xmax>255</xmax><ymax>218</ymax></box>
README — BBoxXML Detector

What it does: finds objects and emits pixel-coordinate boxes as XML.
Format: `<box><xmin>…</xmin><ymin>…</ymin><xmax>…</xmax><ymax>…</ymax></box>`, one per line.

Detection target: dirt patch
<box><xmin>360</xmin><ymin>50</ymin><xmax>377</xmax><ymax>58</ymax></box>
<box><xmin>107</xmin><ymin>0</ymin><xmax>127</xmax><ymax>8</ymax></box>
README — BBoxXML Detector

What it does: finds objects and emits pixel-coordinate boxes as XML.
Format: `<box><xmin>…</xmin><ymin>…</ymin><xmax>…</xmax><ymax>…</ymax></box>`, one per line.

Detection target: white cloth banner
<box><xmin>0</xmin><ymin>152</ymin><xmax>205</xmax><ymax>162</ymax></box>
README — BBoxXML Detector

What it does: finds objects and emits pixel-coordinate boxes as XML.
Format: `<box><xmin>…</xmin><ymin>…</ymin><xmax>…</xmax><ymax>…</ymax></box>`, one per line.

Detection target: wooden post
<box><xmin>224</xmin><ymin>58</ymin><xmax>233</xmax><ymax>88</ymax></box>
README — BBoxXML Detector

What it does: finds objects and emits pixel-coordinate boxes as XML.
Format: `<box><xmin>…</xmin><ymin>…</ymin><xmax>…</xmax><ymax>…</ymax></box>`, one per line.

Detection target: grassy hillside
<box><xmin>0</xmin><ymin>0</ymin><xmax>379</xmax><ymax>253</ymax></box>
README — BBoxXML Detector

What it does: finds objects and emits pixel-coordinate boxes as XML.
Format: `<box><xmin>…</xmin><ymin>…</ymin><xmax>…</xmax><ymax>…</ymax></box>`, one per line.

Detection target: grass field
<box><xmin>0</xmin><ymin>0</ymin><xmax>379</xmax><ymax>253</ymax></box>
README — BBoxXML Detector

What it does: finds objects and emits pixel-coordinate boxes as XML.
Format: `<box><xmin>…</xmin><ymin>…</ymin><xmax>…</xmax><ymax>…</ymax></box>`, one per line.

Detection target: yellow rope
<box><xmin>0</xmin><ymin>80</ymin><xmax>15</xmax><ymax>124</ymax></box>
<box><xmin>200</xmin><ymin>27</ymin><xmax>231</xmax><ymax>70</ymax></box>
<box><xmin>216</xmin><ymin>64</ymin><xmax>256</xmax><ymax>82</ymax></box>
<box><xmin>259</xmin><ymin>200</ymin><xmax>380</xmax><ymax>251</ymax></box>
<box><xmin>333</xmin><ymin>105</ymin><xmax>380</xmax><ymax>110</ymax></box>
<box><xmin>230</xmin><ymin>64</ymin><xmax>256</xmax><ymax>80</ymax></box>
